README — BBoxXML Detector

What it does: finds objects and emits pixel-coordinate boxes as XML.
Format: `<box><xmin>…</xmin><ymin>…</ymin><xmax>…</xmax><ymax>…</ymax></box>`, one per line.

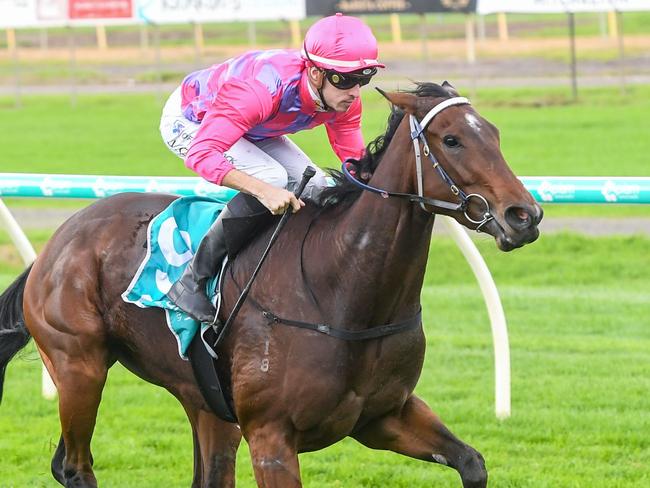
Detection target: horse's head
<box><xmin>381</xmin><ymin>82</ymin><xmax>542</xmax><ymax>251</ymax></box>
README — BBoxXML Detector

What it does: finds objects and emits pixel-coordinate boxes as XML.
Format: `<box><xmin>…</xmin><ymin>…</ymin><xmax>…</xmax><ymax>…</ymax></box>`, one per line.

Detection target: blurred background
<box><xmin>2</xmin><ymin>1</ymin><xmax>649</xmax><ymax>98</ymax></box>
<box><xmin>2</xmin><ymin>1</ymin><xmax>649</xmax><ymax>224</ymax></box>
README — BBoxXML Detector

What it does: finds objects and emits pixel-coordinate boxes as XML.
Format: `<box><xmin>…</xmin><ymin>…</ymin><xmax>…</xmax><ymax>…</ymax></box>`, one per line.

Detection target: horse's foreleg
<box><xmin>183</xmin><ymin>404</ymin><xmax>242</xmax><ymax>488</ymax></box>
<box><xmin>352</xmin><ymin>395</ymin><xmax>487</xmax><ymax>488</ymax></box>
<box><xmin>245</xmin><ymin>423</ymin><xmax>302</xmax><ymax>488</ymax></box>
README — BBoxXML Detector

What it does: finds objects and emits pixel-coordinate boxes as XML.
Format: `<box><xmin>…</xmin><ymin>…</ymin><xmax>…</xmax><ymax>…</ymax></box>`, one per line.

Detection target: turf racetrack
<box><xmin>1</xmin><ymin>234</ymin><xmax>649</xmax><ymax>486</ymax></box>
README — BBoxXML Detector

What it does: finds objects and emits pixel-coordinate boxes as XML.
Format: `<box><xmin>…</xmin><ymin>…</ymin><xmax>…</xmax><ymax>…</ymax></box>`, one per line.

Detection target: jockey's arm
<box><xmin>184</xmin><ymin>79</ymin><xmax>301</xmax><ymax>215</ymax></box>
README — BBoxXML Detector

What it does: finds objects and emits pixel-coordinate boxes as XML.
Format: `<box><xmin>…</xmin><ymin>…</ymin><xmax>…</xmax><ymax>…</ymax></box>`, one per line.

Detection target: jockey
<box><xmin>160</xmin><ymin>13</ymin><xmax>384</xmax><ymax>324</ymax></box>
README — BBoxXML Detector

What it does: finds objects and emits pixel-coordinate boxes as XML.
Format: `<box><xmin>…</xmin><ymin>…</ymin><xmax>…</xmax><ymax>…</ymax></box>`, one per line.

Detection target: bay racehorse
<box><xmin>0</xmin><ymin>83</ymin><xmax>542</xmax><ymax>487</ymax></box>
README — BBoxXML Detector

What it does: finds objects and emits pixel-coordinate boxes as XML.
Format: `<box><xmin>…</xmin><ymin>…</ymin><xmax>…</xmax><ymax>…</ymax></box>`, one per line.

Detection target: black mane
<box><xmin>319</xmin><ymin>82</ymin><xmax>454</xmax><ymax>208</ymax></box>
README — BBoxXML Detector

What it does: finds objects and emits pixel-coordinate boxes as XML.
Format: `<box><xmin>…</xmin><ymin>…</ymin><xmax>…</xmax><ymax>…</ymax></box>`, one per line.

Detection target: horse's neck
<box><xmin>321</xmin><ymin>122</ymin><xmax>434</xmax><ymax>323</ymax></box>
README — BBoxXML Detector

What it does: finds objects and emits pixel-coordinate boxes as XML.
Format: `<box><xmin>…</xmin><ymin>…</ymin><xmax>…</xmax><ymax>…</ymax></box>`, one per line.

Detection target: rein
<box><xmin>342</xmin><ymin>96</ymin><xmax>494</xmax><ymax>231</ymax></box>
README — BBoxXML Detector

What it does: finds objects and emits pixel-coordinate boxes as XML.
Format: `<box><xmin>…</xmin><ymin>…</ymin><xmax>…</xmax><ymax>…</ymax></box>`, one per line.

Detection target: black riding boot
<box><xmin>166</xmin><ymin>207</ymin><xmax>232</xmax><ymax>323</ymax></box>
<box><xmin>167</xmin><ymin>193</ymin><xmax>272</xmax><ymax>324</ymax></box>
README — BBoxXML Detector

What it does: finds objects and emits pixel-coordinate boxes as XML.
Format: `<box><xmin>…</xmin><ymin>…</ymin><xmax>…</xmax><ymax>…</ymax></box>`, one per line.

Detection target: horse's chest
<box><xmin>353</xmin><ymin>333</ymin><xmax>426</xmax><ymax>413</ymax></box>
<box><xmin>355</xmin><ymin>329</ymin><xmax>426</xmax><ymax>390</ymax></box>
<box><xmin>291</xmin><ymin>329</ymin><xmax>426</xmax><ymax>446</ymax></box>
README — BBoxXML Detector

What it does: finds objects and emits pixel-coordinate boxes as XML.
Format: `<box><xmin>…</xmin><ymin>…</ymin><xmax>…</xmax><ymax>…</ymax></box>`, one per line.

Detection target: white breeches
<box><xmin>160</xmin><ymin>86</ymin><xmax>329</xmax><ymax>202</ymax></box>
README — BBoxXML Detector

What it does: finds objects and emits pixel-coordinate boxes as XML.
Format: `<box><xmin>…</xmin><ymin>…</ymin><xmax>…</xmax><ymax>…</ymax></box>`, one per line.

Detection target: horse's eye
<box><xmin>443</xmin><ymin>136</ymin><xmax>460</xmax><ymax>148</ymax></box>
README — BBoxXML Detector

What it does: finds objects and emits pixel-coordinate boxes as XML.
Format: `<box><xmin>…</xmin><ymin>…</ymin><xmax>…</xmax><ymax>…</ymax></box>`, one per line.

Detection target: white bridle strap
<box><xmin>409</xmin><ymin>116</ymin><xmax>427</xmax><ymax>211</ymax></box>
<box><xmin>409</xmin><ymin>96</ymin><xmax>470</xmax><ymax>212</ymax></box>
<box><xmin>418</xmin><ymin>96</ymin><xmax>471</xmax><ymax>133</ymax></box>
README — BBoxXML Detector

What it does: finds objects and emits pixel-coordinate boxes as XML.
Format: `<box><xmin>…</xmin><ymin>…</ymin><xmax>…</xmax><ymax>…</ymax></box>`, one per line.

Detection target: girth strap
<box><xmin>225</xmin><ymin>255</ymin><xmax>422</xmax><ymax>342</ymax></box>
<box><xmin>260</xmin><ymin>309</ymin><xmax>422</xmax><ymax>341</ymax></box>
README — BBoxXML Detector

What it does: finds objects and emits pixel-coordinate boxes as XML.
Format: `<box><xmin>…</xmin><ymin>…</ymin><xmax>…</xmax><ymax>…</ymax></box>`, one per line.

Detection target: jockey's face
<box><xmin>323</xmin><ymin>78</ymin><xmax>361</xmax><ymax>112</ymax></box>
<box><xmin>308</xmin><ymin>67</ymin><xmax>363</xmax><ymax>113</ymax></box>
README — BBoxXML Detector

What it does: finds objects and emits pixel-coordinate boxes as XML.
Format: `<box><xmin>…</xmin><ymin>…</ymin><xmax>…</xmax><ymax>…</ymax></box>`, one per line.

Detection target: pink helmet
<box><xmin>302</xmin><ymin>13</ymin><xmax>385</xmax><ymax>73</ymax></box>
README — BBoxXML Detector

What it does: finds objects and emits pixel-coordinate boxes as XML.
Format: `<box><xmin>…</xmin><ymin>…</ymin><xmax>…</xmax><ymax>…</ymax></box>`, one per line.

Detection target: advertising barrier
<box><xmin>2</xmin><ymin>173</ymin><xmax>649</xmax><ymax>203</ymax></box>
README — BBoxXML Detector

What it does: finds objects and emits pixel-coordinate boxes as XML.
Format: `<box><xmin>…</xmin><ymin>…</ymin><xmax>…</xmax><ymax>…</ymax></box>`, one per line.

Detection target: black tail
<box><xmin>0</xmin><ymin>266</ymin><xmax>32</xmax><ymax>405</ymax></box>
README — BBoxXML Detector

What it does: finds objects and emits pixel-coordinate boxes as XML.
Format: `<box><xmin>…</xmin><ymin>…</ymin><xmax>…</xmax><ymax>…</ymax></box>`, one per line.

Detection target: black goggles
<box><xmin>324</xmin><ymin>68</ymin><xmax>377</xmax><ymax>90</ymax></box>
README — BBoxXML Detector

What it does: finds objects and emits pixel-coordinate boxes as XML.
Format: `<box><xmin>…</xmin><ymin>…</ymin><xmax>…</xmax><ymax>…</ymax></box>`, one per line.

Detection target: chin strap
<box><xmin>317</xmin><ymin>86</ymin><xmax>332</xmax><ymax>111</ymax></box>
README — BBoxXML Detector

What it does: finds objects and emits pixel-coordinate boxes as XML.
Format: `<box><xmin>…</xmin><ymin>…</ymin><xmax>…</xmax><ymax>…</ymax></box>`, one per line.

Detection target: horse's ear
<box><xmin>441</xmin><ymin>81</ymin><xmax>459</xmax><ymax>96</ymax></box>
<box><xmin>375</xmin><ymin>88</ymin><xmax>418</xmax><ymax>114</ymax></box>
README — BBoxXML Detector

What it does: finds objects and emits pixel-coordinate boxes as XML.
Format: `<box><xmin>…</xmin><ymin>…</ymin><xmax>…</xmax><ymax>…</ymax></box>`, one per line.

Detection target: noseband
<box><xmin>342</xmin><ymin>96</ymin><xmax>494</xmax><ymax>231</ymax></box>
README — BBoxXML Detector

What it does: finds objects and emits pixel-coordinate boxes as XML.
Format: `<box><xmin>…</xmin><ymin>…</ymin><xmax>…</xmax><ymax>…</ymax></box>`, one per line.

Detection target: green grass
<box><xmin>1</xmin><ymin>233</ymin><xmax>649</xmax><ymax>486</ymax></box>
<box><xmin>477</xmin><ymin>85</ymin><xmax>650</xmax><ymax>177</ymax></box>
<box><xmin>1</xmin><ymin>85</ymin><xmax>649</xmax><ymax>217</ymax></box>
<box><xmin>3</xmin><ymin>86</ymin><xmax>649</xmax><ymax>176</ymax></box>
<box><xmin>508</xmin><ymin>12</ymin><xmax>650</xmax><ymax>38</ymax></box>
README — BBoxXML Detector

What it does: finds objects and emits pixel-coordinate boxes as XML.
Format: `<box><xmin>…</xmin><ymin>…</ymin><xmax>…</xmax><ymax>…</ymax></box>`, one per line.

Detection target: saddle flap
<box><xmin>187</xmin><ymin>327</ymin><xmax>238</xmax><ymax>423</ymax></box>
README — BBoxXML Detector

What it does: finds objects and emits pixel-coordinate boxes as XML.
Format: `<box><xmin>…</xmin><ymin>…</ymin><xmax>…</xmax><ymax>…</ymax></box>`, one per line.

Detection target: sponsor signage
<box><xmin>0</xmin><ymin>0</ymin><xmax>304</xmax><ymax>27</ymax></box>
<box><xmin>1</xmin><ymin>0</ymin><xmax>132</xmax><ymax>26</ymax></box>
<box><xmin>37</xmin><ymin>0</ymin><xmax>67</xmax><ymax>21</ymax></box>
<box><xmin>69</xmin><ymin>0</ymin><xmax>132</xmax><ymax>18</ymax></box>
<box><xmin>477</xmin><ymin>0</ymin><xmax>650</xmax><ymax>14</ymax></box>
<box><xmin>519</xmin><ymin>177</ymin><xmax>650</xmax><ymax>204</ymax></box>
<box><xmin>1</xmin><ymin>0</ymin><xmax>39</xmax><ymax>27</ymax></box>
<box><xmin>306</xmin><ymin>0</ymin><xmax>476</xmax><ymax>16</ymax></box>
<box><xmin>137</xmin><ymin>0</ymin><xmax>305</xmax><ymax>24</ymax></box>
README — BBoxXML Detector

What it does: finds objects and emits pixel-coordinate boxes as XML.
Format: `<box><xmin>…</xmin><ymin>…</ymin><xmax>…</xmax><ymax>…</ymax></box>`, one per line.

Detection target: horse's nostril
<box><xmin>516</xmin><ymin>209</ymin><xmax>529</xmax><ymax>222</ymax></box>
<box><xmin>505</xmin><ymin>206</ymin><xmax>534</xmax><ymax>230</ymax></box>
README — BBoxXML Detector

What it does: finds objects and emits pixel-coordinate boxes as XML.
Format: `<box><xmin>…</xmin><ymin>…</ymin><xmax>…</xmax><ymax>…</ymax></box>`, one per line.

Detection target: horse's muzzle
<box><xmin>487</xmin><ymin>203</ymin><xmax>543</xmax><ymax>252</ymax></box>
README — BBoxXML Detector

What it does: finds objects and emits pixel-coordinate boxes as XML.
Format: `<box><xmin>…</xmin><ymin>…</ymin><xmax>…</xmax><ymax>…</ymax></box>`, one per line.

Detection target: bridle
<box><xmin>342</xmin><ymin>96</ymin><xmax>494</xmax><ymax>231</ymax></box>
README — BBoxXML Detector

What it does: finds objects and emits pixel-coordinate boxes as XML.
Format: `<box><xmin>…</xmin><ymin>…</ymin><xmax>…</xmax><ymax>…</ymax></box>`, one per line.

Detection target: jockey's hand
<box><xmin>258</xmin><ymin>184</ymin><xmax>304</xmax><ymax>215</ymax></box>
<box><xmin>220</xmin><ymin>169</ymin><xmax>305</xmax><ymax>215</ymax></box>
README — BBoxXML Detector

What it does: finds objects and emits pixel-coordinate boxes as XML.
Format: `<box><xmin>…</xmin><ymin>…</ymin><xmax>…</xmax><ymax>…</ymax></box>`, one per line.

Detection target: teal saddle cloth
<box><xmin>121</xmin><ymin>196</ymin><xmax>226</xmax><ymax>359</ymax></box>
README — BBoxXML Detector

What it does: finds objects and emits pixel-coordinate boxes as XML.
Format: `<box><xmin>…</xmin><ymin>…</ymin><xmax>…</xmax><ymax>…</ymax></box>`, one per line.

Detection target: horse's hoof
<box><xmin>64</xmin><ymin>471</ymin><xmax>98</xmax><ymax>488</ymax></box>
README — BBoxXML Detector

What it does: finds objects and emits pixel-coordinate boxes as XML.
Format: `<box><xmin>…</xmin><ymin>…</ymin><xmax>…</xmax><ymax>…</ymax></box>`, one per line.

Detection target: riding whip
<box><xmin>214</xmin><ymin>166</ymin><xmax>316</xmax><ymax>348</ymax></box>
